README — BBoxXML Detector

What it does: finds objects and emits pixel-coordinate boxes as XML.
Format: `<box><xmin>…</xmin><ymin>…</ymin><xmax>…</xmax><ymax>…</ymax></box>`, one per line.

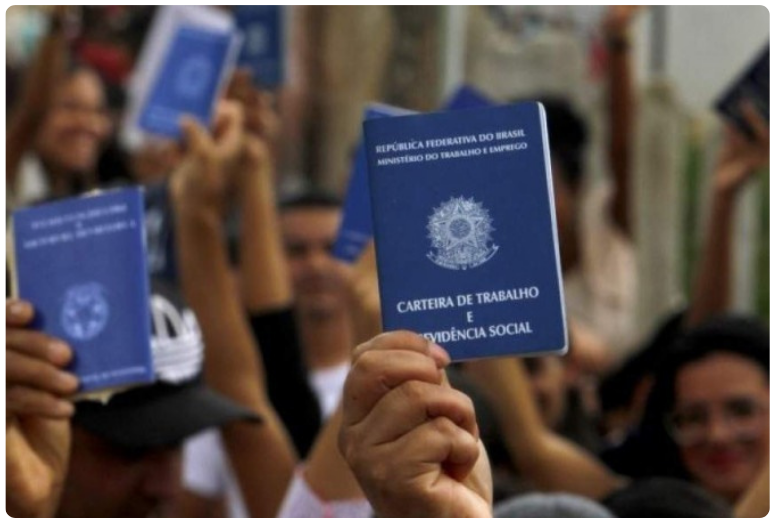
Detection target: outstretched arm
<box><xmin>464</xmin><ymin>356</ymin><xmax>626</xmax><ymax>500</ymax></box>
<box><xmin>603</xmin><ymin>5</ymin><xmax>640</xmax><ymax>237</ymax></box>
<box><xmin>170</xmin><ymin>104</ymin><xmax>297</xmax><ymax>517</ymax></box>
<box><xmin>685</xmin><ymin>103</ymin><xmax>769</xmax><ymax>327</ymax></box>
<box><xmin>7</xmin><ymin>7</ymin><xmax>71</xmax><ymax>188</ymax></box>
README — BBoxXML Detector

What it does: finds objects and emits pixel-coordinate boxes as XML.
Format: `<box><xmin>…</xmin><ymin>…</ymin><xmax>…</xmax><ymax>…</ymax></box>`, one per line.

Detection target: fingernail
<box><xmin>56</xmin><ymin>372</ymin><xmax>79</xmax><ymax>392</ymax></box>
<box><xmin>55</xmin><ymin>401</ymin><xmax>75</xmax><ymax>417</ymax></box>
<box><xmin>8</xmin><ymin>301</ymin><xmax>29</xmax><ymax>317</ymax></box>
<box><xmin>429</xmin><ymin>342</ymin><xmax>451</xmax><ymax>368</ymax></box>
<box><xmin>48</xmin><ymin>341</ymin><xmax>73</xmax><ymax>365</ymax></box>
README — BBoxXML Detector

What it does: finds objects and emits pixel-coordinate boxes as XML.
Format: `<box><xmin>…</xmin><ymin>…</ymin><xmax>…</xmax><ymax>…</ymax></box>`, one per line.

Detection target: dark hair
<box><xmin>603</xmin><ymin>477</ymin><xmax>733</xmax><ymax>517</ymax></box>
<box><xmin>599</xmin><ymin>309</ymin><xmax>686</xmax><ymax>414</ymax></box>
<box><xmin>620</xmin><ymin>314</ymin><xmax>769</xmax><ymax>479</ymax></box>
<box><xmin>510</xmin><ymin>96</ymin><xmax>588</xmax><ymax>190</ymax></box>
<box><xmin>542</xmin><ymin>98</ymin><xmax>587</xmax><ymax>189</ymax></box>
<box><xmin>279</xmin><ymin>187</ymin><xmax>342</xmax><ymax>211</ymax></box>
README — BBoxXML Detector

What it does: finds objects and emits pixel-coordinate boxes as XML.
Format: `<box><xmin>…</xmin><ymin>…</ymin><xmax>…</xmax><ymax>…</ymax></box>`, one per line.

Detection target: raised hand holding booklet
<box><xmin>10</xmin><ymin>188</ymin><xmax>154</xmax><ymax>395</ymax></box>
<box><xmin>139</xmin><ymin>25</ymin><xmax>241</xmax><ymax>138</ymax></box>
<box><xmin>365</xmin><ymin>102</ymin><xmax>567</xmax><ymax>360</ymax></box>
<box><xmin>122</xmin><ymin>6</ymin><xmax>240</xmax><ymax>143</ymax></box>
<box><xmin>715</xmin><ymin>43</ymin><xmax>769</xmax><ymax>138</ymax></box>
<box><xmin>235</xmin><ymin>5</ymin><xmax>286</xmax><ymax>88</ymax></box>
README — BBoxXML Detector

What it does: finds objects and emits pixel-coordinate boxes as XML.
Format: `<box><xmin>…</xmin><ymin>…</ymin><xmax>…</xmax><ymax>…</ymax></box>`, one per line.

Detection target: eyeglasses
<box><xmin>666</xmin><ymin>397</ymin><xmax>768</xmax><ymax>447</ymax></box>
<box><xmin>51</xmin><ymin>99</ymin><xmax>110</xmax><ymax>120</ymax></box>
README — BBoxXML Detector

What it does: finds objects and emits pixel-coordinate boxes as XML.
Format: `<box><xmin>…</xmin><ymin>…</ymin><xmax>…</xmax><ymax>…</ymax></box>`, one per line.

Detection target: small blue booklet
<box><xmin>235</xmin><ymin>5</ymin><xmax>286</xmax><ymax>88</ymax></box>
<box><xmin>443</xmin><ymin>85</ymin><xmax>494</xmax><ymax>111</ymax></box>
<box><xmin>715</xmin><ymin>43</ymin><xmax>769</xmax><ymax>139</ymax></box>
<box><xmin>10</xmin><ymin>188</ymin><xmax>154</xmax><ymax>395</ymax></box>
<box><xmin>332</xmin><ymin>92</ymin><xmax>490</xmax><ymax>264</ymax></box>
<box><xmin>365</xmin><ymin>102</ymin><xmax>567</xmax><ymax>360</ymax></box>
<box><xmin>332</xmin><ymin>103</ymin><xmax>413</xmax><ymax>263</ymax></box>
<box><xmin>139</xmin><ymin>25</ymin><xmax>239</xmax><ymax>138</ymax></box>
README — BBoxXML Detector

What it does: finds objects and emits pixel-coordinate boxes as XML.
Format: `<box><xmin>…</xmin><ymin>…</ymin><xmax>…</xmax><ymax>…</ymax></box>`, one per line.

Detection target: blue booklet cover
<box><xmin>443</xmin><ymin>85</ymin><xmax>494</xmax><ymax>111</ymax></box>
<box><xmin>139</xmin><ymin>25</ymin><xmax>236</xmax><ymax>138</ymax></box>
<box><xmin>332</xmin><ymin>94</ymin><xmax>487</xmax><ymax>264</ymax></box>
<box><xmin>365</xmin><ymin>102</ymin><xmax>567</xmax><ymax>360</ymax></box>
<box><xmin>235</xmin><ymin>6</ymin><xmax>285</xmax><ymax>88</ymax></box>
<box><xmin>332</xmin><ymin>103</ymin><xmax>412</xmax><ymax>263</ymax></box>
<box><xmin>11</xmin><ymin>188</ymin><xmax>154</xmax><ymax>394</ymax></box>
<box><xmin>715</xmin><ymin>43</ymin><xmax>769</xmax><ymax>139</ymax></box>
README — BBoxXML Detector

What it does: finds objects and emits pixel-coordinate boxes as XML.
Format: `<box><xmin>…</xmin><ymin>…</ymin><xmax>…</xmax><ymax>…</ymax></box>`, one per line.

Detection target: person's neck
<box><xmin>299</xmin><ymin>310</ymin><xmax>353</xmax><ymax>371</ymax></box>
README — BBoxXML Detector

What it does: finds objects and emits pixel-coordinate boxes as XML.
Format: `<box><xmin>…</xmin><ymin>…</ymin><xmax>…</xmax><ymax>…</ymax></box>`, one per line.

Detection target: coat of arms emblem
<box><xmin>61</xmin><ymin>283</ymin><xmax>110</xmax><ymax>341</ymax></box>
<box><xmin>427</xmin><ymin>196</ymin><xmax>499</xmax><ymax>270</ymax></box>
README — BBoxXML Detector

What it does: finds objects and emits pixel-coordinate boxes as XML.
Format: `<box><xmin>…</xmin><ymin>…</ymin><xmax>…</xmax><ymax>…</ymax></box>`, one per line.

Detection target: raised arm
<box><xmin>278</xmin><ymin>244</ymin><xmax>384</xmax><ymax>516</ymax></box>
<box><xmin>464</xmin><ymin>356</ymin><xmax>626</xmax><ymax>500</ymax></box>
<box><xmin>228</xmin><ymin>71</ymin><xmax>291</xmax><ymax>312</ymax></box>
<box><xmin>227</xmin><ymin>73</ymin><xmax>322</xmax><ymax>457</ymax></box>
<box><xmin>7</xmin><ymin>7</ymin><xmax>71</xmax><ymax>188</ymax></box>
<box><xmin>684</xmin><ymin>103</ymin><xmax>769</xmax><ymax>327</ymax></box>
<box><xmin>603</xmin><ymin>6</ymin><xmax>640</xmax><ymax>237</ymax></box>
<box><xmin>170</xmin><ymin>104</ymin><xmax>297</xmax><ymax>517</ymax></box>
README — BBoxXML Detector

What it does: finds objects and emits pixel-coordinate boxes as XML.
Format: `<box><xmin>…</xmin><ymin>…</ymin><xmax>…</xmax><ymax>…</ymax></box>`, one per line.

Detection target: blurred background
<box><xmin>5</xmin><ymin>5</ymin><xmax>770</xmax><ymax>338</ymax></box>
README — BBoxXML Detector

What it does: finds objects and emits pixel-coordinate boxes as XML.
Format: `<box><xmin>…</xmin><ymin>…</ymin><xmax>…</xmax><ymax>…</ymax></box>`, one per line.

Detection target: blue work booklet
<box><xmin>235</xmin><ymin>5</ymin><xmax>286</xmax><ymax>88</ymax></box>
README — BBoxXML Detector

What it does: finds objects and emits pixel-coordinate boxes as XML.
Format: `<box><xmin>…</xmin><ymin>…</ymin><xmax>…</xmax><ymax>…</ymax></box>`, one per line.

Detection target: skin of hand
<box><xmin>6</xmin><ymin>299</ymin><xmax>79</xmax><ymax>517</ymax></box>
<box><xmin>169</xmin><ymin>101</ymin><xmax>245</xmax><ymax>214</ymax></box>
<box><xmin>713</xmin><ymin>102</ymin><xmax>769</xmax><ymax>197</ymax></box>
<box><xmin>338</xmin><ymin>331</ymin><xmax>493</xmax><ymax>517</ymax></box>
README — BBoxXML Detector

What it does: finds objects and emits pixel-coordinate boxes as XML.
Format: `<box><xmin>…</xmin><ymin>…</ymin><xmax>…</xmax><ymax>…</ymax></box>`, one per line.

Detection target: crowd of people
<box><xmin>5</xmin><ymin>6</ymin><xmax>770</xmax><ymax>518</ymax></box>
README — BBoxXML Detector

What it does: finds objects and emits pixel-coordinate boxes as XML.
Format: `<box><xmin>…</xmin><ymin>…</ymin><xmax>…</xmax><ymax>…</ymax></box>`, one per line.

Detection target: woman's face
<box><xmin>672</xmin><ymin>352</ymin><xmax>769</xmax><ymax>501</ymax></box>
<box><xmin>35</xmin><ymin>69</ymin><xmax>111</xmax><ymax>176</ymax></box>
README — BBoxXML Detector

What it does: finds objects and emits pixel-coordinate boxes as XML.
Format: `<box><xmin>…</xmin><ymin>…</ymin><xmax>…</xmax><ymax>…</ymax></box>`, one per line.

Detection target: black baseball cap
<box><xmin>74</xmin><ymin>279</ymin><xmax>260</xmax><ymax>450</ymax></box>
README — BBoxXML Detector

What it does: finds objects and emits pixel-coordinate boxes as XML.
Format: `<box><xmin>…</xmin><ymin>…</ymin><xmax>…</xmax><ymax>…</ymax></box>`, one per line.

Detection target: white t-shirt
<box><xmin>308</xmin><ymin>362</ymin><xmax>350</xmax><ymax>420</ymax></box>
<box><xmin>184</xmin><ymin>451</ymin><xmax>373</xmax><ymax>518</ymax></box>
<box><xmin>9</xmin><ymin>154</ymin><xmax>50</xmax><ymax>211</ymax></box>
<box><xmin>183</xmin><ymin>362</ymin><xmax>351</xmax><ymax>516</ymax></box>
<box><xmin>277</xmin><ymin>467</ymin><xmax>372</xmax><ymax>518</ymax></box>
<box><xmin>183</xmin><ymin>429</ymin><xmax>248</xmax><ymax>518</ymax></box>
<box><xmin>563</xmin><ymin>183</ymin><xmax>639</xmax><ymax>359</ymax></box>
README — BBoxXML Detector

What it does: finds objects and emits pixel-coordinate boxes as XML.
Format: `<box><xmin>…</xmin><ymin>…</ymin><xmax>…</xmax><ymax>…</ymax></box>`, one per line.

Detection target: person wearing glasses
<box><xmin>622</xmin><ymin>315</ymin><xmax>769</xmax><ymax>505</ymax></box>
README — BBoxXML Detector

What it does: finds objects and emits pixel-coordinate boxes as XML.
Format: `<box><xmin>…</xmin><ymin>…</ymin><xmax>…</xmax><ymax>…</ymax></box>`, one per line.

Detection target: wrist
<box><xmin>710</xmin><ymin>187</ymin><xmax>738</xmax><ymax>215</ymax></box>
<box><xmin>171</xmin><ymin>193</ymin><xmax>222</xmax><ymax>226</ymax></box>
<box><xmin>237</xmin><ymin>156</ymin><xmax>275</xmax><ymax>202</ymax></box>
<box><xmin>712</xmin><ymin>171</ymin><xmax>749</xmax><ymax>200</ymax></box>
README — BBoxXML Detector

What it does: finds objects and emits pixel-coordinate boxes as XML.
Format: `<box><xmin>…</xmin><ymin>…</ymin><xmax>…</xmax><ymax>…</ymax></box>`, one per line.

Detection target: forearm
<box><xmin>174</xmin><ymin>203</ymin><xmax>297</xmax><ymax>516</ymax></box>
<box><xmin>6</xmin><ymin>419</ymin><xmax>70</xmax><ymax>518</ymax></box>
<box><xmin>7</xmin><ymin>23</ymin><xmax>68</xmax><ymax>185</ymax></box>
<box><xmin>175</xmin><ymin>206</ymin><xmax>264</xmax><ymax>387</ymax></box>
<box><xmin>606</xmin><ymin>34</ymin><xmax>634</xmax><ymax>237</ymax></box>
<box><xmin>464</xmin><ymin>357</ymin><xmax>622</xmax><ymax>499</ymax></box>
<box><xmin>303</xmin><ymin>406</ymin><xmax>364</xmax><ymax>501</ymax></box>
<box><xmin>684</xmin><ymin>189</ymin><xmax>735</xmax><ymax>328</ymax></box>
<box><xmin>238</xmin><ymin>157</ymin><xmax>293</xmax><ymax>312</ymax></box>
<box><xmin>221</xmin><ymin>408</ymin><xmax>297</xmax><ymax>517</ymax></box>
